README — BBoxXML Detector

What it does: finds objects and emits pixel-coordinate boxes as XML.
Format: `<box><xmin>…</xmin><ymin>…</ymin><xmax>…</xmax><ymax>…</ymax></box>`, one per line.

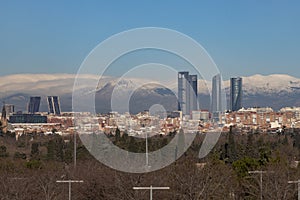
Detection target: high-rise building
<box><xmin>178</xmin><ymin>72</ymin><xmax>198</xmax><ymax>115</ymax></box>
<box><xmin>211</xmin><ymin>74</ymin><xmax>222</xmax><ymax>120</ymax></box>
<box><xmin>4</xmin><ymin>104</ymin><xmax>15</xmax><ymax>115</ymax></box>
<box><xmin>47</xmin><ymin>96</ymin><xmax>61</xmax><ymax>115</ymax></box>
<box><xmin>1</xmin><ymin>104</ymin><xmax>7</xmax><ymax>133</ymax></box>
<box><xmin>28</xmin><ymin>96</ymin><xmax>41</xmax><ymax>113</ymax></box>
<box><xmin>189</xmin><ymin>75</ymin><xmax>198</xmax><ymax>112</ymax></box>
<box><xmin>230</xmin><ymin>77</ymin><xmax>243</xmax><ymax>111</ymax></box>
<box><xmin>178</xmin><ymin>72</ymin><xmax>189</xmax><ymax>115</ymax></box>
<box><xmin>211</xmin><ymin>74</ymin><xmax>222</xmax><ymax>112</ymax></box>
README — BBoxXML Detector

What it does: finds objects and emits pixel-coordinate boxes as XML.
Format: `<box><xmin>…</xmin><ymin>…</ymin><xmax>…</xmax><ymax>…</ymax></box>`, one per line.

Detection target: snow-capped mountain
<box><xmin>227</xmin><ymin>74</ymin><xmax>300</xmax><ymax>95</ymax></box>
<box><xmin>94</xmin><ymin>78</ymin><xmax>177</xmax><ymax>114</ymax></box>
<box><xmin>0</xmin><ymin>73</ymin><xmax>299</xmax><ymax>113</ymax></box>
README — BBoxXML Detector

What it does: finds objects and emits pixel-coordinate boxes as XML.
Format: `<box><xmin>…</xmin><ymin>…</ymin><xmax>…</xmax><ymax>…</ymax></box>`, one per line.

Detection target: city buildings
<box><xmin>191</xmin><ymin>110</ymin><xmax>210</xmax><ymax>121</ymax></box>
<box><xmin>178</xmin><ymin>72</ymin><xmax>198</xmax><ymax>115</ymax></box>
<box><xmin>47</xmin><ymin>96</ymin><xmax>61</xmax><ymax>115</ymax></box>
<box><xmin>220</xmin><ymin>107</ymin><xmax>300</xmax><ymax>132</ymax></box>
<box><xmin>28</xmin><ymin>96</ymin><xmax>41</xmax><ymax>113</ymax></box>
<box><xmin>9</xmin><ymin>113</ymin><xmax>47</xmax><ymax>123</ymax></box>
<box><xmin>230</xmin><ymin>77</ymin><xmax>243</xmax><ymax>111</ymax></box>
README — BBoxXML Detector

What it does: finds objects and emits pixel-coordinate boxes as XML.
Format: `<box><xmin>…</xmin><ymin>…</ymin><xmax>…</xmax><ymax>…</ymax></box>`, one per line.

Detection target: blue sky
<box><xmin>0</xmin><ymin>1</ymin><xmax>299</xmax><ymax>80</ymax></box>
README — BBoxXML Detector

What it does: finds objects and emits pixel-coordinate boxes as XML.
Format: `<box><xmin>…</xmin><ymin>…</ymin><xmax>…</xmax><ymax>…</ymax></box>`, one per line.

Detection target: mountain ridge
<box><xmin>0</xmin><ymin>73</ymin><xmax>299</xmax><ymax>112</ymax></box>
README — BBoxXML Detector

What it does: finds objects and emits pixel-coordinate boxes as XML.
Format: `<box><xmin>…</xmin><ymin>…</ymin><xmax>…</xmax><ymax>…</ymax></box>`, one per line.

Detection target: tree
<box><xmin>115</xmin><ymin>128</ymin><xmax>121</xmax><ymax>142</ymax></box>
<box><xmin>0</xmin><ymin>145</ymin><xmax>8</xmax><ymax>157</ymax></box>
<box><xmin>46</xmin><ymin>137</ymin><xmax>64</xmax><ymax>161</ymax></box>
<box><xmin>31</xmin><ymin>142</ymin><xmax>40</xmax><ymax>158</ymax></box>
<box><xmin>246</xmin><ymin>133</ymin><xmax>256</xmax><ymax>158</ymax></box>
<box><xmin>232</xmin><ymin>157</ymin><xmax>259</xmax><ymax>178</ymax></box>
<box><xmin>221</xmin><ymin>130</ymin><xmax>237</xmax><ymax>163</ymax></box>
<box><xmin>282</xmin><ymin>134</ymin><xmax>289</xmax><ymax>145</ymax></box>
<box><xmin>177</xmin><ymin>129</ymin><xmax>186</xmax><ymax>159</ymax></box>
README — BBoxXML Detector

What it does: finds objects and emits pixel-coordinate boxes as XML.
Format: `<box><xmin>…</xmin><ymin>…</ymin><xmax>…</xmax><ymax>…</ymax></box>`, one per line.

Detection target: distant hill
<box><xmin>0</xmin><ymin>73</ymin><xmax>299</xmax><ymax>113</ymax></box>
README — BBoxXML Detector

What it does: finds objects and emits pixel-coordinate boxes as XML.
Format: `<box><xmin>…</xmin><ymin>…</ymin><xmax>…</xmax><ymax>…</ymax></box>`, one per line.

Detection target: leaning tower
<box><xmin>1</xmin><ymin>103</ymin><xmax>8</xmax><ymax>134</ymax></box>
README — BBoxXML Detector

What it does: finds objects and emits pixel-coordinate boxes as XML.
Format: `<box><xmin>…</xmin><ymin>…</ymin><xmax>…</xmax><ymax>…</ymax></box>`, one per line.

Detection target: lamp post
<box><xmin>133</xmin><ymin>186</ymin><xmax>170</xmax><ymax>200</ymax></box>
<box><xmin>56</xmin><ymin>180</ymin><xmax>83</xmax><ymax>200</ymax></box>
<box><xmin>145</xmin><ymin>129</ymin><xmax>149</xmax><ymax>167</ymax></box>
<box><xmin>248</xmin><ymin>170</ymin><xmax>273</xmax><ymax>200</ymax></box>
<box><xmin>74</xmin><ymin>131</ymin><xmax>77</xmax><ymax>168</ymax></box>
<box><xmin>288</xmin><ymin>180</ymin><xmax>300</xmax><ymax>200</ymax></box>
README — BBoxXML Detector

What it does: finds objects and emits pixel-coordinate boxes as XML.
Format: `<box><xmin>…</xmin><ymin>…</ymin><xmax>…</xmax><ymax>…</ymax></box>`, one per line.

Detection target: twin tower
<box><xmin>27</xmin><ymin>96</ymin><xmax>61</xmax><ymax>115</ymax></box>
<box><xmin>178</xmin><ymin>72</ymin><xmax>243</xmax><ymax>116</ymax></box>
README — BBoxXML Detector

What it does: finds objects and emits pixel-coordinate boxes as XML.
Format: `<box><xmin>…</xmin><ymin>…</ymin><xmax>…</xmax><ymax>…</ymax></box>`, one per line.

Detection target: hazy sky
<box><xmin>0</xmin><ymin>1</ymin><xmax>299</xmax><ymax>80</ymax></box>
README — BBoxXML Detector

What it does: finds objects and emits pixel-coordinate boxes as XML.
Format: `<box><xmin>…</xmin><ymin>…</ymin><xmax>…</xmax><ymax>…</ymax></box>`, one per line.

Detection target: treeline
<box><xmin>0</xmin><ymin>129</ymin><xmax>300</xmax><ymax>199</ymax></box>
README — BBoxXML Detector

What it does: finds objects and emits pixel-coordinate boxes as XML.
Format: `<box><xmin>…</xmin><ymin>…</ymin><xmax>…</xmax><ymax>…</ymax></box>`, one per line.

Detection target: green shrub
<box><xmin>25</xmin><ymin>160</ymin><xmax>42</xmax><ymax>169</ymax></box>
<box><xmin>14</xmin><ymin>152</ymin><xmax>27</xmax><ymax>159</ymax></box>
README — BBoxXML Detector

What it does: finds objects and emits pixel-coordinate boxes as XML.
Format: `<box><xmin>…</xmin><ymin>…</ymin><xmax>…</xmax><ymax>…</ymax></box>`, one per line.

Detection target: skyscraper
<box><xmin>28</xmin><ymin>96</ymin><xmax>41</xmax><ymax>113</ymax></box>
<box><xmin>47</xmin><ymin>96</ymin><xmax>61</xmax><ymax>115</ymax></box>
<box><xmin>189</xmin><ymin>75</ymin><xmax>198</xmax><ymax>112</ymax></box>
<box><xmin>230</xmin><ymin>77</ymin><xmax>243</xmax><ymax>111</ymax></box>
<box><xmin>211</xmin><ymin>74</ymin><xmax>222</xmax><ymax>120</ymax></box>
<box><xmin>1</xmin><ymin>104</ymin><xmax>8</xmax><ymax>133</ymax></box>
<box><xmin>178</xmin><ymin>72</ymin><xmax>198</xmax><ymax>115</ymax></box>
<box><xmin>4</xmin><ymin>104</ymin><xmax>15</xmax><ymax>115</ymax></box>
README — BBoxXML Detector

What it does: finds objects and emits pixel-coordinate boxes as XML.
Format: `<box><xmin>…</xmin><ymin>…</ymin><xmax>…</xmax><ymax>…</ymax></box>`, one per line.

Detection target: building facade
<box><xmin>189</xmin><ymin>75</ymin><xmax>198</xmax><ymax>112</ymax></box>
<box><xmin>230</xmin><ymin>77</ymin><xmax>243</xmax><ymax>111</ymax></box>
<box><xmin>1</xmin><ymin>104</ymin><xmax>8</xmax><ymax>133</ymax></box>
<box><xmin>178</xmin><ymin>72</ymin><xmax>198</xmax><ymax>115</ymax></box>
<box><xmin>211</xmin><ymin>74</ymin><xmax>222</xmax><ymax>120</ymax></box>
<box><xmin>4</xmin><ymin>104</ymin><xmax>15</xmax><ymax>115</ymax></box>
<box><xmin>9</xmin><ymin>114</ymin><xmax>47</xmax><ymax>123</ymax></box>
<box><xmin>47</xmin><ymin>96</ymin><xmax>61</xmax><ymax>115</ymax></box>
<box><xmin>28</xmin><ymin>96</ymin><xmax>41</xmax><ymax>113</ymax></box>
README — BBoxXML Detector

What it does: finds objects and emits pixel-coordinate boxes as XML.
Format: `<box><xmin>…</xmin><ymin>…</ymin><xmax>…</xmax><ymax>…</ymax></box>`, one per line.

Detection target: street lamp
<box><xmin>133</xmin><ymin>186</ymin><xmax>170</xmax><ymax>200</ymax></box>
<box><xmin>74</xmin><ymin>131</ymin><xmax>77</xmax><ymax>168</ymax></box>
<box><xmin>248</xmin><ymin>170</ymin><xmax>274</xmax><ymax>200</ymax></box>
<box><xmin>56</xmin><ymin>180</ymin><xmax>84</xmax><ymax>200</ymax></box>
<box><xmin>288</xmin><ymin>180</ymin><xmax>300</xmax><ymax>200</ymax></box>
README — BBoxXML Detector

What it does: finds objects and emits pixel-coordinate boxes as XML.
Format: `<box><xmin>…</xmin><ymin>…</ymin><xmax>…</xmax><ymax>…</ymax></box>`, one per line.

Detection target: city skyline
<box><xmin>1</xmin><ymin>2</ymin><xmax>300</xmax><ymax>199</ymax></box>
<box><xmin>0</xmin><ymin>72</ymin><xmax>299</xmax><ymax>113</ymax></box>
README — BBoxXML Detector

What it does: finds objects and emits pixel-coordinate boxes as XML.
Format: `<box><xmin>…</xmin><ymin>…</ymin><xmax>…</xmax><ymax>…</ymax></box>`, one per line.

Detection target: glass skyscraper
<box><xmin>189</xmin><ymin>75</ymin><xmax>198</xmax><ymax>112</ymax></box>
<box><xmin>178</xmin><ymin>72</ymin><xmax>198</xmax><ymax>115</ymax></box>
<box><xmin>28</xmin><ymin>96</ymin><xmax>41</xmax><ymax>113</ymax></box>
<box><xmin>230</xmin><ymin>77</ymin><xmax>243</xmax><ymax>111</ymax></box>
<box><xmin>211</xmin><ymin>74</ymin><xmax>222</xmax><ymax>120</ymax></box>
<box><xmin>47</xmin><ymin>96</ymin><xmax>61</xmax><ymax>115</ymax></box>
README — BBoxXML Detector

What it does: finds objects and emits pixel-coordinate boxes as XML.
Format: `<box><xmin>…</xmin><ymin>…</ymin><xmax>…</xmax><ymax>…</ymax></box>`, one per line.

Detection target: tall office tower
<box><xmin>211</xmin><ymin>74</ymin><xmax>222</xmax><ymax>120</ymax></box>
<box><xmin>189</xmin><ymin>75</ymin><xmax>198</xmax><ymax>112</ymax></box>
<box><xmin>47</xmin><ymin>96</ymin><xmax>61</xmax><ymax>115</ymax></box>
<box><xmin>1</xmin><ymin>104</ymin><xmax>7</xmax><ymax>133</ymax></box>
<box><xmin>230</xmin><ymin>77</ymin><xmax>243</xmax><ymax>111</ymax></box>
<box><xmin>178</xmin><ymin>72</ymin><xmax>198</xmax><ymax>115</ymax></box>
<box><xmin>178</xmin><ymin>72</ymin><xmax>190</xmax><ymax>115</ymax></box>
<box><xmin>4</xmin><ymin>104</ymin><xmax>15</xmax><ymax>115</ymax></box>
<box><xmin>28</xmin><ymin>96</ymin><xmax>41</xmax><ymax>113</ymax></box>
<box><xmin>211</xmin><ymin>74</ymin><xmax>222</xmax><ymax>112</ymax></box>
